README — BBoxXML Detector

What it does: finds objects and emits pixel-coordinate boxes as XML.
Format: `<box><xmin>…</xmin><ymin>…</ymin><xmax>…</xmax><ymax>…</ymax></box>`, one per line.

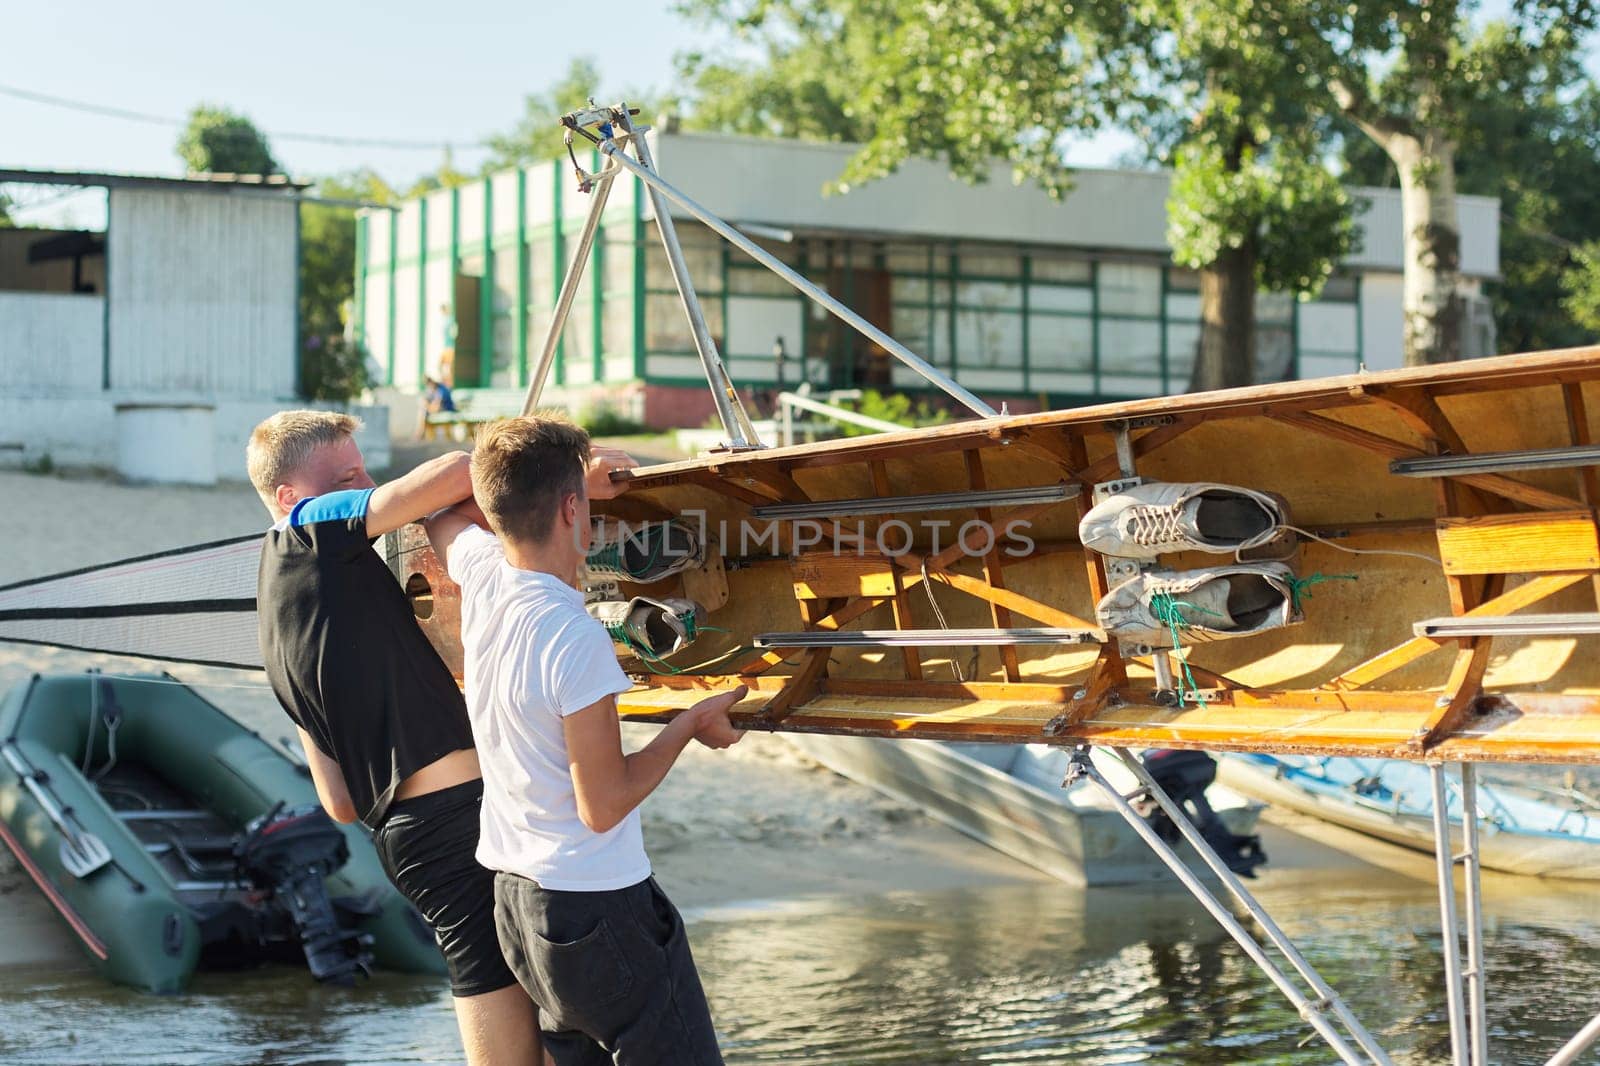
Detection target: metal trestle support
<box><xmin>1067</xmin><ymin>746</ymin><xmax>1395</xmax><ymax>1065</ymax></box>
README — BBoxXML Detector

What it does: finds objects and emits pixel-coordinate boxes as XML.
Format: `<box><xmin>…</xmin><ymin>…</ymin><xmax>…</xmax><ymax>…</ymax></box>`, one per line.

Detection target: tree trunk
<box><xmin>1191</xmin><ymin>240</ymin><xmax>1257</xmax><ymax>391</ymax></box>
<box><xmin>1390</xmin><ymin>131</ymin><xmax>1464</xmax><ymax>365</ymax></box>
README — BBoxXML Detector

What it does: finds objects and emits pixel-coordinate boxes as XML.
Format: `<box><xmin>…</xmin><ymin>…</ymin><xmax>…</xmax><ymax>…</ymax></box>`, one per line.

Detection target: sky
<box><xmin>3</xmin><ymin>0</ymin><xmax>1592</xmax><ymax>230</ymax></box>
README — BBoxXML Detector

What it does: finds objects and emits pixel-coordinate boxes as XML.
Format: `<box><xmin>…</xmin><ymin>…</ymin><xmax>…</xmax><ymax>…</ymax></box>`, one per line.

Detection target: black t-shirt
<box><xmin>257</xmin><ymin>488</ymin><xmax>474</xmax><ymax>828</ymax></box>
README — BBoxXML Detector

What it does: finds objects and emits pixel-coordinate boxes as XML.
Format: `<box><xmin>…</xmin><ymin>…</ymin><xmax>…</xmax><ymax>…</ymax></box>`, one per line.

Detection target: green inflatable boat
<box><xmin>0</xmin><ymin>672</ymin><xmax>446</xmax><ymax>993</ymax></box>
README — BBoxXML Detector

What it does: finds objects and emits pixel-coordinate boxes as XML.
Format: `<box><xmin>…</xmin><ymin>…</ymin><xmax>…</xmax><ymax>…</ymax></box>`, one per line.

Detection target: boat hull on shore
<box><xmin>1217</xmin><ymin>753</ymin><xmax>1600</xmax><ymax>879</ymax></box>
<box><xmin>784</xmin><ymin>734</ymin><xmax>1264</xmax><ymax>886</ymax></box>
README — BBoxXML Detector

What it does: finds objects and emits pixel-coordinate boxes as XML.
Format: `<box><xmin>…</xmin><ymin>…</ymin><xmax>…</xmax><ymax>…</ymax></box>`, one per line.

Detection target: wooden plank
<box><xmin>791</xmin><ymin>552</ymin><xmax>900</xmax><ymax>600</ymax></box>
<box><xmin>1436</xmin><ymin>510</ymin><xmax>1600</xmax><ymax>575</ymax></box>
<box><xmin>899</xmin><ymin>556</ymin><xmax>1102</xmax><ymax>631</ymax></box>
<box><xmin>1323</xmin><ymin>571</ymin><xmax>1588</xmax><ymax>690</ymax></box>
<box><xmin>1561</xmin><ymin>382</ymin><xmax>1600</xmax><ymax>611</ymax></box>
<box><xmin>964</xmin><ymin>449</ymin><xmax>1021</xmax><ymax>682</ymax></box>
<box><xmin>1277</xmin><ymin>411</ymin><xmax>1588</xmax><ymax>512</ymax></box>
<box><xmin>870</xmin><ymin>459</ymin><xmax>922</xmax><ymax>680</ymax></box>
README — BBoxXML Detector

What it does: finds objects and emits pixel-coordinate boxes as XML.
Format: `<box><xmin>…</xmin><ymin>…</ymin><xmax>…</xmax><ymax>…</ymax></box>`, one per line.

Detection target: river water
<box><xmin>2</xmin><ymin>866</ymin><xmax>1596</xmax><ymax>1065</ymax></box>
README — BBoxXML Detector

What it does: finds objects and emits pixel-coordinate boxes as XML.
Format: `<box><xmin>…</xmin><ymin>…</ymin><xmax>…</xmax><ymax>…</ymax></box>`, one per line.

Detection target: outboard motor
<box><xmin>1138</xmin><ymin>750</ymin><xmax>1266</xmax><ymax>878</ymax></box>
<box><xmin>235</xmin><ymin>803</ymin><xmax>373</xmax><ymax>984</ymax></box>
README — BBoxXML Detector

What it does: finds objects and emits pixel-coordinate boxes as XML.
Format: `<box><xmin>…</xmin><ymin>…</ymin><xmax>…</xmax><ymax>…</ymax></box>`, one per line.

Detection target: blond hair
<box><xmin>247</xmin><ymin>410</ymin><xmax>362</xmax><ymax>509</ymax></box>
<box><xmin>471</xmin><ymin>415</ymin><xmax>591</xmax><ymax>544</ymax></box>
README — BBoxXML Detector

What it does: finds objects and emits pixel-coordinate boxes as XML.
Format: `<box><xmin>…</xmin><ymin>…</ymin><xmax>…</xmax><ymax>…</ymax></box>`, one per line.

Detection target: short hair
<box><xmin>246</xmin><ymin>410</ymin><xmax>361</xmax><ymax>508</ymax></box>
<box><xmin>471</xmin><ymin>415</ymin><xmax>591</xmax><ymax>544</ymax></box>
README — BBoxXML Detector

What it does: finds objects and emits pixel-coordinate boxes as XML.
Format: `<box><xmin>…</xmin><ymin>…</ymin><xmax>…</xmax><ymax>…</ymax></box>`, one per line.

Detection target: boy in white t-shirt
<box><xmin>425</xmin><ymin>415</ymin><xmax>744</xmax><ymax>1066</ymax></box>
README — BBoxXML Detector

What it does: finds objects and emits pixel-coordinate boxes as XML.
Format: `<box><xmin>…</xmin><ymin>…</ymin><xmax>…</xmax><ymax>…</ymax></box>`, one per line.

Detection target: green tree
<box><xmin>483</xmin><ymin>57</ymin><xmax>659</xmax><ymax>170</ymax></box>
<box><xmin>175</xmin><ymin>104</ymin><xmax>280</xmax><ymax>176</ymax></box>
<box><xmin>677</xmin><ymin>0</ymin><xmax>1354</xmax><ymax>390</ymax></box>
<box><xmin>0</xmin><ymin>187</ymin><xmax>15</xmax><ymax>228</ymax></box>
<box><xmin>1566</xmin><ymin>243</ymin><xmax>1600</xmax><ymax>335</ymax></box>
<box><xmin>1343</xmin><ymin>22</ymin><xmax>1600</xmax><ymax>355</ymax></box>
<box><xmin>1291</xmin><ymin>3</ymin><xmax>1597</xmax><ymax>364</ymax></box>
<box><xmin>297</xmin><ymin>170</ymin><xmax>396</xmax><ymax>401</ymax></box>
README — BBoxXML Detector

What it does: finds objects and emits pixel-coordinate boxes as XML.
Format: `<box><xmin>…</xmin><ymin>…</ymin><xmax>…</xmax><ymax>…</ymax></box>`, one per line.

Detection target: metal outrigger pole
<box><xmin>1067</xmin><ymin>747</ymin><xmax>1395</xmax><ymax>1065</ymax></box>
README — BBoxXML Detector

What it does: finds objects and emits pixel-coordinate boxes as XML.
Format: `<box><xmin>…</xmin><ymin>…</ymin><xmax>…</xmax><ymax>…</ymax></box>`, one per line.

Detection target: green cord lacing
<box><xmin>1286</xmin><ymin>572</ymin><xmax>1358</xmax><ymax>609</ymax></box>
<box><xmin>603</xmin><ymin>606</ymin><xmax>731</xmax><ymax>676</ymax></box>
<box><xmin>1147</xmin><ymin>572</ymin><xmax>1359</xmax><ymax>707</ymax></box>
<box><xmin>1148</xmin><ymin>592</ymin><xmax>1221</xmax><ymax>707</ymax></box>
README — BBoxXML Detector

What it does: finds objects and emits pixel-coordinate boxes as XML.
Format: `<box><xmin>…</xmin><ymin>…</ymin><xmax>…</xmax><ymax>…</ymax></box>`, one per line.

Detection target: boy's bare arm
<box><xmin>296</xmin><ymin>727</ymin><xmax>359</xmax><ymax>824</ymax></box>
<box><xmin>367</xmin><ymin>451</ymin><xmax>474</xmax><ymax>537</ymax></box>
<box><xmin>564</xmin><ymin>688</ymin><xmax>745</xmax><ymax>835</ymax></box>
<box><xmin>423</xmin><ymin>503</ymin><xmax>482</xmax><ymax>568</ymax></box>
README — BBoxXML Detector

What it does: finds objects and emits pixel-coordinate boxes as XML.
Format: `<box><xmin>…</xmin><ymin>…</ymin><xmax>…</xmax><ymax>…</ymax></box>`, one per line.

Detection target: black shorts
<box><xmin>494</xmin><ymin>873</ymin><xmax>722</xmax><ymax>1065</ymax></box>
<box><xmin>373</xmin><ymin>779</ymin><xmax>518</xmax><ymax>997</ymax></box>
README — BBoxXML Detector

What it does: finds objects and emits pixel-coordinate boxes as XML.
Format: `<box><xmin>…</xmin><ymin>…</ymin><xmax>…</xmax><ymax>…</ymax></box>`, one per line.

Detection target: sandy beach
<box><xmin>0</xmin><ymin>460</ymin><xmax>1050</xmax><ymax>972</ymax></box>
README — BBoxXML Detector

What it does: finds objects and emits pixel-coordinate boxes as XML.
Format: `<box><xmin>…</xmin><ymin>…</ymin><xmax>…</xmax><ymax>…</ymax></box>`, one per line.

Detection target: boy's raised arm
<box><xmin>366</xmin><ymin>451</ymin><xmax>474</xmax><ymax>537</ymax></box>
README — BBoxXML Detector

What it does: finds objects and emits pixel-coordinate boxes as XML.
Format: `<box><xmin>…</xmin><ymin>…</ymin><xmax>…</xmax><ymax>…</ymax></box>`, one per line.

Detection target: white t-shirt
<box><xmin>447</xmin><ymin>525</ymin><xmax>646</xmax><ymax>890</ymax></box>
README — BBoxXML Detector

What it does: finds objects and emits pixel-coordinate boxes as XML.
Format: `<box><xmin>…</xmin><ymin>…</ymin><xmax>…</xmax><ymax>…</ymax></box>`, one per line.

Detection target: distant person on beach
<box><xmin>425</xmin><ymin>415</ymin><xmax>743</xmax><ymax>1065</ymax></box>
<box><xmin>439</xmin><ymin>303</ymin><xmax>458</xmax><ymax>387</ymax></box>
<box><xmin>248</xmin><ymin>409</ymin><xmax>636</xmax><ymax>1066</ymax></box>
<box><xmin>420</xmin><ymin>374</ymin><xmax>457</xmax><ymax>438</ymax></box>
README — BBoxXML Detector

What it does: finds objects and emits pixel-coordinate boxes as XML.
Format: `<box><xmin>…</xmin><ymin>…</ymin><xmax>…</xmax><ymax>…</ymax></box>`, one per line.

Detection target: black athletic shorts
<box><xmin>494</xmin><ymin>873</ymin><xmax>723</xmax><ymax>1065</ymax></box>
<box><xmin>373</xmin><ymin>779</ymin><xmax>518</xmax><ymax>997</ymax></box>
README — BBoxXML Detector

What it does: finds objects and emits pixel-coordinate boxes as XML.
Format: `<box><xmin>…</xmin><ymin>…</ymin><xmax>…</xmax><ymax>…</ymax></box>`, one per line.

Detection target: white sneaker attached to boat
<box><xmin>585</xmin><ymin>517</ymin><xmax>703</xmax><ymax>583</ymax></box>
<box><xmin>590</xmin><ymin>595</ymin><xmax>705</xmax><ymax>660</ymax></box>
<box><xmin>1079</xmin><ymin>482</ymin><xmax>1288</xmax><ymax>559</ymax></box>
<box><xmin>1095</xmin><ymin>563</ymin><xmax>1302</xmax><ymax>647</ymax></box>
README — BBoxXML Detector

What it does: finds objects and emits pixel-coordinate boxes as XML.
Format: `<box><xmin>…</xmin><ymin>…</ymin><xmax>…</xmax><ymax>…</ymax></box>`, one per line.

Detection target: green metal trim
<box><xmin>1089</xmin><ymin>259</ymin><xmax>1101</xmax><ymax>394</ymax></box>
<box><xmin>632</xmin><ymin>175</ymin><xmax>645</xmax><ymax>380</ymax></box>
<box><xmin>592</xmin><ymin>221</ymin><xmax>605</xmax><ymax>383</ymax></box>
<box><xmin>448</xmin><ymin>186</ymin><xmax>460</xmax><ymax>382</ymax></box>
<box><xmin>946</xmin><ymin>242</ymin><xmax>958</xmax><ymax>379</ymax></box>
<box><xmin>1158</xmin><ymin>263</ymin><xmax>1171</xmax><ymax>393</ymax></box>
<box><xmin>552</xmin><ymin>160</ymin><xmax>565</xmax><ymax>387</ymax></box>
<box><xmin>1020</xmin><ymin>254</ymin><xmax>1031</xmax><ymax>395</ymax></box>
<box><xmin>480</xmin><ymin>179</ymin><xmax>494</xmax><ymax>387</ymax></box>
<box><xmin>416</xmin><ymin>197</ymin><xmax>428</xmax><ymax>385</ymax></box>
<box><xmin>353</xmin><ymin>215</ymin><xmax>367</xmax><ymax>348</ymax></box>
<box><xmin>292</xmin><ymin>201</ymin><xmax>303</xmax><ymax>397</ymax></box>
<box><xmin>101</xmin><ymin>194</ymin><xmax>111</xmax><ymax>389</ymax></box>
<box><xmin>386</xmin><ymin>210</ymin><xmax>397</xmax><ymax>385</ymax></box>
<box><xmin>1353</xmin><ymin>275</ymin><xmax>1364</xmax><ymax>369</ymax></box>
<box><xmin>515</xmin><ymin>168</ymin><xmax>528</xmax><ymax>389</ymax></box>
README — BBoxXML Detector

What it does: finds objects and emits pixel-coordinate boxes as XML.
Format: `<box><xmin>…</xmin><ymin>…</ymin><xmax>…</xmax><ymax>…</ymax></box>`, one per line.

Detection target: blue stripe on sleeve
<box><xmin>288</xmin><ymin>488</ymin><xmax>375</xmax><ymax>528</ymax></box>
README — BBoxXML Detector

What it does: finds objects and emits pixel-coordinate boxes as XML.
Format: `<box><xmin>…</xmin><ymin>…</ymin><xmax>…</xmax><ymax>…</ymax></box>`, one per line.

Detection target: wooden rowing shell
<box><xmin>387</xmin><ymin>346</ymin><xmax>1600</xmax><ymax>765</ymax></box>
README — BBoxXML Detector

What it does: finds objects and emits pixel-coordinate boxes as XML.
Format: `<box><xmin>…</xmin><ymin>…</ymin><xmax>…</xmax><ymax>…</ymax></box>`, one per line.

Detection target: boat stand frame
<box><xmin>519</xmin><ymin>102</ymin><xmax>999</xmax><ymax>443</ymax></box>
<box><xmin>523</xmin><ymin>100</ymin><xmax>1600</xmax><ymax>1065</ymax></box>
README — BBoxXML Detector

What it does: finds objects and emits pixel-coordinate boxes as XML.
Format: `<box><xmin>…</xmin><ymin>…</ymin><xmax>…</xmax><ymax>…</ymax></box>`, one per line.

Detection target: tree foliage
<box><xmin>1344</xmin><ymin>22</ymin><xmax>1600</xmax><ymax>354</ymax></box>
<box><xmin>484</xmin><ymin>57</ymin><xmax>657</xmax><ymax>170</ymax></box>
<box><xmin>298</xmin><ymin>171</ymin><xmax>396</xmax><ymax>402</ymax></box>
<box><xmin>175</xmin><ymin>104</ymin><xmax>280</xmax><ymax>176</ymax></box>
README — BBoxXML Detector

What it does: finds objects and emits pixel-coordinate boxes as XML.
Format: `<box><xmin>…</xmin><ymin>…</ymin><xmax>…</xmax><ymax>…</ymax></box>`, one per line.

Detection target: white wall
<box><xmin>0</xmin><ymin>292</ymin><xmax>104</xmax><ymax>391</ymax></box>
<box><xmin>1361</xmin><ymin>273</ymin><xmax>1406</xmax><ymax>371</ymax></box>
<box><xmin>650</xmin><ymin>132</ymin><xmax>1500</xmax><ymax>278</ymax></box>
<box><xmin>107</xmin><ymin>187</ymin><xmax>297</xmax><ymax>398</ymax></box>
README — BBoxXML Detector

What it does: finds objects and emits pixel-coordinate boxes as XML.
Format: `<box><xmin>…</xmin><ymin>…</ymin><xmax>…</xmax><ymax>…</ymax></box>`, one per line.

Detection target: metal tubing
<box><xmin>521</xmin><ymin>163</ymin><xmax>619</xmax><ymax>416</ymax></box>
<box><xmin>1460</xmin><ymin>765</ymin><xmax>1488</xmax><ymax>1065</ymax></box>
<box><xmin>1546</xmin><ymin>1010</ymin><xmax>1600</xmax><ymax>1066</ymax></box>
<box><xmin>774</xmin><ymin>390</ymin><xmax>905</xmax><ymax>436</ymax></box>
<box><xmin>1110</xmin><ymin>748</ymin><xmax>1395</xmax><ymax>1066</ymax></box>
<box><xmin>1432</xmin><ymin>764</ymin><xmax>1471</xmax><ymax>1066</ymax></box>
<box><xmin>618</xmin><ymin>113</ymin><xmax>760</xmax><ymax>447</ymax></box>
<box><xmin>598</xmin><ymin>139</ymin><xmax>999</xmax><ymax>420</ymax></box>
<box><xmin>1072</xmin><ymin>750</ymin><xmax>1371</xmax><ymax>1066</ymax></box>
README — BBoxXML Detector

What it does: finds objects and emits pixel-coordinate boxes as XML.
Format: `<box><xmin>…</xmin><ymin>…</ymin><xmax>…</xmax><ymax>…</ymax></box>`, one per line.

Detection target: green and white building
<box><xmin>354</xmin><ymin>130</ymin><xmax>1500</xmax><ymax>427</ymax></box>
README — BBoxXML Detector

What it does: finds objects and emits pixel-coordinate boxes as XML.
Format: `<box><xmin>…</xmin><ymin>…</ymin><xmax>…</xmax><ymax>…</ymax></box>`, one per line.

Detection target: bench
<box><xmin>420</xmin><ymin>389</ymin><xmax>526</xmax><ymax>442</ymax></box>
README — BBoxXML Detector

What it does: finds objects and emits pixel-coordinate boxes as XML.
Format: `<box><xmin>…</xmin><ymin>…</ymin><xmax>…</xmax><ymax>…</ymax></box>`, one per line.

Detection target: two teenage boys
<box><xmin>250</xmin><ymin>410</ymin><xmax>740</xmax><ymax>1065</ymax></box>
